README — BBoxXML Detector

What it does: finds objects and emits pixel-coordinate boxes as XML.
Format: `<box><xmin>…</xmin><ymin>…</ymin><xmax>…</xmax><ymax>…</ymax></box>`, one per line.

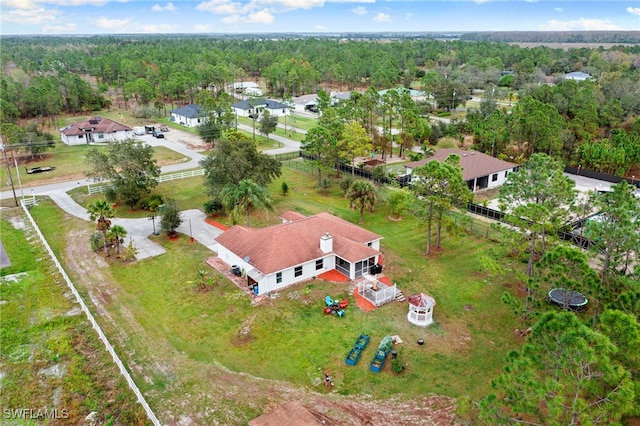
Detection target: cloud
<box><xmin>373</xmin><ymin>12</ymin><xmax>390</xmax><ymax>22</ymax></box>
<box><xmin>152</xmin><ymin>3</ymin><xmax>176</xmax><ymax>12</ymax></box>
<box><xmin>245</xmin><ymin>9</ymin><xmax>275</xmax><ymax>23</ymax></box>
<box><xmin>43</xmin><ymin>22</ymin><xmax>77</xmax><ymax>33</ymax></box>
<box><xmin>196</xmin><ymin>0</ymin><xmax>245</xmax><ymax>15</ymax></box>
<box><xmin>539</xmin><ymin>18</ymin><xmax>622</xmax><ymax>31</ymax></box>
<box><xmin>554</xmin><ymin>7</ymin><xmax>563</xmax><ymax>12</ymax></box>
<box><xmin>95</xmin><ymin>16</ymin><xmax>131</xmax><ymax>30</ymax></box>
<box><xmin>351</xmin><ymin>6</ymin><xmax>367</xmax><ymax>15</ymax></box>
<box><xmin>0</xmin><ymin>7</ymin><xmax>58</xmax><ymax>24</ymax></box>
<box><xmin>314</xmin><ymin>24</ymin><xmax>328</xmax><ymax>30</ymax></box>
<box><xmin>405</xmin><ymin>12</ymin><xmax>413</xmax><ymax>20</ymax></box>
<box><xmin>41</xmin><ymin>0</ymin><xmax>109</xmax><ymax>5</ymax></box>
<box><xmin>627</xmin><ymin>7</ymin><xmax>640</xmax><ymax>16</ymax></box>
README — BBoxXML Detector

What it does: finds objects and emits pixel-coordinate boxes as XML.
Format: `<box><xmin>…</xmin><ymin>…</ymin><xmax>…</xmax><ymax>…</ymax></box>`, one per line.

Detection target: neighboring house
<box><xmin>170</xmin><ymin>104</ymin><xmax>206</xmax><ymax>127</ymax></box>
<box><xmin>232</xmin><ymin>98</ymin><xmax>291</xmax><ymax>118</ymax></box>
<box><xmin>215</xmin><ymin>212</ymin><xmax>384</xmax><ymax>296</ymax></box>
<box><xmin>378</xmin><ymin>87</ymin><xmax>425</xmax><ymax>100</ymax></box>
<box><xmin>232</xmin><ymin>81</ymin><xmax>259</xmax><ymax>93</ymax></box>
<box><xmin>404</xmin><ymin>148</ymin><xmax>517</xmax><ymax>192</ymax></box>
<box><xmin>564</xmin><ymin>71</ymin><xmax>592</xmax><ymax>81</ymax></box>
<box><xmin>59</xmin><ymin>117</ymin><xmax>132</xmax><ymax>145</ymax></box>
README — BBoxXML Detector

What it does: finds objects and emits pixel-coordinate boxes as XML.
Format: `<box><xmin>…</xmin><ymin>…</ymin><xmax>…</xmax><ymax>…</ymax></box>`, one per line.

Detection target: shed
<box><xmin>407</xmin><ymin>293</ymin><xmax>436</xmax><ymax>327</ymax></box>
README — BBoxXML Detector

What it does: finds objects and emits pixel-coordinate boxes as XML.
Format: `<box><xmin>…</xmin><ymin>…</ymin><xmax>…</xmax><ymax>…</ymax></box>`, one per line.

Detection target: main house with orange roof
<box><xmin>60</xmin><ymin>117</ymin><xmax>133</xmax><ymax>145</ymax></box>
<box><xmin>214</xmin><ymin>212</ymin><xmax>383</xmax><ymax>296</ymax></box>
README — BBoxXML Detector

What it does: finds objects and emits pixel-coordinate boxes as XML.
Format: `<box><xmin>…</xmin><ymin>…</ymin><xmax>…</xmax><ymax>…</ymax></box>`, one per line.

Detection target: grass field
<box><xmin>1</xmin><ymin>144</ymin><xmax>188</xmax><ymax>190</ymax></box>
<box><xmin>24</xmin><ymin>163</ymin><xmax>525</xmax><ymax>423</ymax></box>
<box><xmin>0</xmin><ymin>211</ymin><xmax>148</xmax><ymax>424</ymax></box>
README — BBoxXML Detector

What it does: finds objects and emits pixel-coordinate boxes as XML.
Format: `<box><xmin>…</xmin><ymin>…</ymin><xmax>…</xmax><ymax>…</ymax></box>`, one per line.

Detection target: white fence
<box><xmin>87</xmin><ymin>168</ymin><xmax>204</xmax><ymax>195</ymax></box>
<box><xmin>356</xmin><ymin>275</ymin><xmax>397</xmax><ymax>307</ymax></box>
<box><xmin>21</xmin><ymin>204</ymin><xmax>162</xmax><ymax>426</ymax></box>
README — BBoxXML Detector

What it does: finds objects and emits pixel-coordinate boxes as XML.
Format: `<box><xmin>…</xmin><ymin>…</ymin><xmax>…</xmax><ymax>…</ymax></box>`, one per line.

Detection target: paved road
<box><xmin>0</xmin><ymin>135</ymin><xmax>237</xmax><ymax>260</ymax></box>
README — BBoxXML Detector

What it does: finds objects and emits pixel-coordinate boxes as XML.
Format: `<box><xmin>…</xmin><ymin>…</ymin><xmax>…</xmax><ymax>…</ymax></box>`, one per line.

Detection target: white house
<box><xmin>170</xmin><ymin>104</ymin><xmax>206</xmax><ymax>127</ymax></box>
<box><xmin>404</xmin><ymin>148</ymin><xmax>517</xmax><ymax>192</ymax></box>
<box><xmin>215</xmin><ymin>212</ymin><xmax>384</xmax><ymax>296</ymax></box>
<box><xmin>59</xmin><ymin>117</ymin><xmax>133</xmax><ymax>145</ymax></box>
<box><xmin>232</xmin><ymin>98</ymin><xmax>292</xmax><ymax>118</ymax></box>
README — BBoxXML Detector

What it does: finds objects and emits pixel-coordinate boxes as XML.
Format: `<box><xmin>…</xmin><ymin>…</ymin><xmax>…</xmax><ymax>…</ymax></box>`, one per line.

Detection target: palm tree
<box><xmin>347</xmin><ymin>180</ymin><xmax>377</xmax><ymax>224</ymax></box>
<box><xmin>87</xmin><ymin>199</ymin><xmax>114</xmax><ymax>256</ymax></box>
<box><xmin>107</xmin><ymin>225</ymin><xmax>127</xmax><ymax>257</ymax></box>
<box><xmin>220</xmin><ymin>179</ymin><xmax>273</xmax><ymax>226</ymax></box>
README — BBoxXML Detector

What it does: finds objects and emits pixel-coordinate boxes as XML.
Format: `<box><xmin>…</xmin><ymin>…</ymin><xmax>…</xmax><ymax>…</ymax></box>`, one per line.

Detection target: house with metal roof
<box><xmin>232</xmin><ymin>98</ymin><xmax>292</xmax><ymax>118</ymax></box>
<box><xmin>214</xmin><ymin>212</ymin><xmax>383</xmax><ymax>296</ymax></box>
<box><xmin>563</xmin><ymin>71</ymin><xmax>592</xmax><ymax>81</ymax></box>
<box><xmin>404</xmin><ymin>148</ymin><xmax>517</xmax><ymax>192</ymax></box>
<box><xmin>170</xmin><ymin>104</ymin><xmax>206</xmax><ymax>127</ymax></box>
<box><xmin>59</xmin><ymin>117</ymin><xmax>133</xmax><ymax>145</ymax></box>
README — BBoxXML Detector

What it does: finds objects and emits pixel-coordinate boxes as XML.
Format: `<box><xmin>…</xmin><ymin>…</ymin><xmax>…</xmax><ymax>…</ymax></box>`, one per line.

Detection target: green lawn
<box><xmin>30</xmin><ymin>164</ymin><xmax>522</xmax><ymax>419</ymax></box>
<box><xmin>1</xmin><ymin>144</ymin><xmax>189</xmax><ymax>189</ymax></box>
<box><xmin>0</xmin><ymin>209</ymin><xmax>147</xmax><ymax>424</ymax></box>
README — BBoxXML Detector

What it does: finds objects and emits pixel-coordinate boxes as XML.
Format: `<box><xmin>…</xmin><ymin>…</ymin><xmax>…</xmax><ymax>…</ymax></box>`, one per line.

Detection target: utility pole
<box><xmin>0</xmin><ymin>136</ymin><xmax>19</xmax><ymax>207</ymax></box>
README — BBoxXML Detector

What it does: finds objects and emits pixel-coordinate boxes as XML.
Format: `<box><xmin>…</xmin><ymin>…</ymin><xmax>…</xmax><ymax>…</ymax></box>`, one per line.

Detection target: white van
<box><xmin>133</xmin><ymin>127</ymin><xmax>145</xmax><ymax>136</ymax></box>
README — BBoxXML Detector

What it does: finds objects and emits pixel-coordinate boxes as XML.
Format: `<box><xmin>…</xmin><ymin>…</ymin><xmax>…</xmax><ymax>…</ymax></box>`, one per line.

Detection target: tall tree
<box><xmin>87</xmin><ymin>199</ymin><xmax>114</xmax><ymax>256</ymax></box>
<box><xmin>302</xmin><ymin>105</ymin><xmax>344</xmax><ymax>183</ymax></box>
<box><xmin>412</xmin><ymin>155</ymin><xmax>473</xmax><ymax>254</ymax></box>
<box><xmin>585</xmin><ymin>181</ymin><xmax>640</xmax><ymax>314</ymax></box>
<box><xmin>499</xmin><ymin>153</ymin><xmax>576</xmax><ymax>277</ymax></box>
<box><xmin>200</xmin><ymin>132</ymin><xmax>281</xmax><ymax>203</ymax></box>
<box><xmin>482</xmin><ymin>311</ymin><xmax>635</xmax><ymax>426</ymax></box>
<box><xmin>259</xmin><ymin>110</ymin><xmax>279</xmax><ymax>142</ymax></box>
<box><xmin>219</xmin><ymin>179</ymin><xmax>274</xmax><ymax>226</ymax></box>
<box><xmin>159</xmin><ymin>199</ymin><xmax>182</xmax><ymax>238</ymax></box>
<box><xmin>347</xmin><ymin>180</ymin><xmax>377</xmax><ymax>225</ymax></box>
<box><xmin>339</xmin><ymin>120</ymin><xmax>372</xmax><ymax>176</ymax></box>
<box><xmin>85</xmin><ymin>140</ymin><xmax>160</xmax><ymax>210</ymax></box>
<box><xmin>107</xmin><ymin>224</ymin><xmax>127</xmax><ymax>257</ymax></box>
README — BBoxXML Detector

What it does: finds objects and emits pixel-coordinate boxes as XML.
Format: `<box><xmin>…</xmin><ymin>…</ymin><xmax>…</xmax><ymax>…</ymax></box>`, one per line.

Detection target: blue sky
<box><xmin>1</xmin><ymin>0</ymin><xmax>638</xmax><ymax>35</ymax></box>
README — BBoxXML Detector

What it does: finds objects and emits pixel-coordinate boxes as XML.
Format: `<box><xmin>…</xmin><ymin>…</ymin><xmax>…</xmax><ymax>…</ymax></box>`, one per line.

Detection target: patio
<box><xmin>355</xmin><ymin>274</ymin><xmax>397</xmax><ymax>308</ymax></box>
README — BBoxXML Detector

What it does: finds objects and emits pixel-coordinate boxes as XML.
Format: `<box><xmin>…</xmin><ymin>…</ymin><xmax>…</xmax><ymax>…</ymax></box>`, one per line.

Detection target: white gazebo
<box><xmin>407</xmin><ymin>293</ymin><xmax>436</xmax><ymax>327</ymax></box>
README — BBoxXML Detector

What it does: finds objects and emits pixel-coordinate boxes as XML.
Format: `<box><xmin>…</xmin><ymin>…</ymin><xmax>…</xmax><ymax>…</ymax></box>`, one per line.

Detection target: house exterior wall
<box><xmin>485</xmin><ymin>168</ymin><xmax>513</xmax><ymax>190</ymax></box>
<box><xmin>233</xmin><ymin>106</ymin><xmax>291</xmax><ymax>118</ymax></box>
<box><xmin>171</xmin><ymin>113</ymin><xmax>206</xmax><ymax>128</ymax></box>
<box><xmin>61</xmin><ymin>130</ymin><xmax>133</xmax><ymax>145</ymax></box>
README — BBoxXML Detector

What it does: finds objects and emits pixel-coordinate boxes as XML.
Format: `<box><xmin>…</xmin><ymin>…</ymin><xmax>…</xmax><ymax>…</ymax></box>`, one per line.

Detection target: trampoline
<box><xmin>547</xmin><ymin>288</ymin><xmax>588</xmax><ymax>310</ymax></box>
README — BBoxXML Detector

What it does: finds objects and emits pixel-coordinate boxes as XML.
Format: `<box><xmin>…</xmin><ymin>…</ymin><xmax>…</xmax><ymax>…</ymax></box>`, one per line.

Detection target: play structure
<box><xmin>324</xmin><ymin>295</ymin><xmax>348</xmax><ymax>317</ymax></box>
<box><xmin>407</xmin><ymin>293</ymin><xmax>436</xmax><ymax>327</ymax></box>
<box><xmin>547</xmin><ymin>288</ymin><xmax>588</xmax><ymax>310</ymax></box>
<box><xmin>370</xmin><ymin>335</ymin><xmax>393</xmax><ymax>373</ymax></box>
<box><xmin>345</xmin><ymin>334</ymin><xmax>370</xmax><ymax>366</ymax></box>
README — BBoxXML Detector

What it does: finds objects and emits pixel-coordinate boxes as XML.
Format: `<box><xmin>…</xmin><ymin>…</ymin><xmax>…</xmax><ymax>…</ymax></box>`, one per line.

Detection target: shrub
<box><xmin>281</xmin><ymin>181</ymin><xmax>289</xmax><ymax>195</ymax></box>
<box><xmin>436</xmin><ymin>137</ymin><xmax>459</xmax><ymax>149</ymax></box>
<box><xmin>204</xmin><ymin>199</ymin><xmax>223</xmax><ymax>215</ymax></box>
<box><xmin>105</xmin><ymin>188</ymin><xmax>117</xmax><ymax>204</ymax></box>
<box><xmin>140</xmin><ymin>194</ymin><xmax>164</xmax><ymax>211</ymax></box>
<box><xmin>339</xmin><ymin>175</ymin><xmax>354</xmax><ymax>195</ymax></box>
<box><xmin>318</xmin><ymin>177</ymin><xmax>331</xmax><ymax>193</ymax></box>
<box><xmin>89</xmin><ymin>231</ymin><xmax>104</xmax><ymax>251</ymax></box>
<box><xmin>391</xmin><ymin>357</ymin><xmax>405</xmax><ymax>374</ymax></box>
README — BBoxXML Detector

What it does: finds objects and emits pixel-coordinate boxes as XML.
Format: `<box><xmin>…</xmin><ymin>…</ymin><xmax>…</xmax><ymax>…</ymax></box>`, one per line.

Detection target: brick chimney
<box><xmin>320</xmin><ymin>233</ymin><xmax>333</xmax><ymax>253</ymax></box>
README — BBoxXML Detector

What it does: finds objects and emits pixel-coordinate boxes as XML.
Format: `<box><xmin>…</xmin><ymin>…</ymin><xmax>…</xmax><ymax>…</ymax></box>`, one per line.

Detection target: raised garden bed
<box><xmin>345</xmin><ymin>334</ymin><xmax>370</xmax><ymax>366</ymax></box>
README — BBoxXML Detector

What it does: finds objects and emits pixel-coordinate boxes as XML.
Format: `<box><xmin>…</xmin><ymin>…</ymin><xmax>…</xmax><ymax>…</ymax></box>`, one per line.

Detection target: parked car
<box><xmin>152</xmin><ymin>130</ymin><xmax>164</xmax><ymax>138</ymax></box>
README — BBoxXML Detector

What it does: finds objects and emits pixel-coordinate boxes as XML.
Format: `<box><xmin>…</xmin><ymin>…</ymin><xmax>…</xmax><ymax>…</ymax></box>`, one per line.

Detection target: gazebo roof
<box><xmin>408</xmin><ymin>293</ymin><xmax>436</xmax><ymax>308</ymax></box>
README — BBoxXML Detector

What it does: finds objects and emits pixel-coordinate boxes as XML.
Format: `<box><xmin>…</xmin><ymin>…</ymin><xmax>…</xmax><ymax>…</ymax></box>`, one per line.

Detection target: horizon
<box><xmin>1</xmin><ymin>0</ymin><xmax>638</xmax><ymax>36</ymax></box>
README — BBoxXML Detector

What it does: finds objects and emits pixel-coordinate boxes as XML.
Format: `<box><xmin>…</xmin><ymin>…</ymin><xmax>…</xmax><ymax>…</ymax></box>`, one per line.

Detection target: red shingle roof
<box><xmin>60</xmin><ymin>117</ymin><xmax>131</xmax><ymax>136</ymax></box>
<box><xmin>215</xmin><ymin>212</ymin><xmax>382</xmax><ymax>275</ymax></box>
<box><xmin>405</xmin><ymin>148</ymin><xmax>515</xmax><ymax>181</ymax></box>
